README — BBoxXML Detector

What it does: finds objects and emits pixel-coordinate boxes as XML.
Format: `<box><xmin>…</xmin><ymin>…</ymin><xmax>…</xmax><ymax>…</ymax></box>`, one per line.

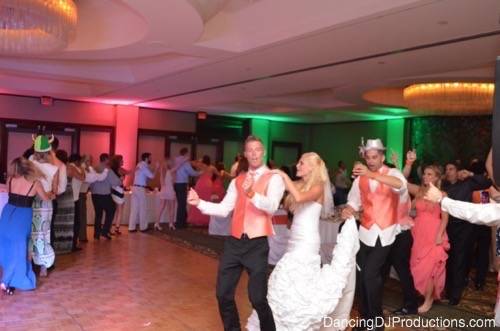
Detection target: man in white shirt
<box><xmin>129</xmin><ymin>153</ymin><xmax>158</xmax><ymax>232</ymax></box>
<box><xmin>341</xmin><ymin>139</ymin><xmax>407</xmax><ymax>330</ymax></box>
<box><xmin>188</xmin><ymin>136</ymin><xmax>284</xmax><ymax>331</ymax></box>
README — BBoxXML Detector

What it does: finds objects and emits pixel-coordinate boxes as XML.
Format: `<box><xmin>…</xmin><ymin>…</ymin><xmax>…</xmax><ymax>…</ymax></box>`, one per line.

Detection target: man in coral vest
<box><xmin>341</xmin><ymin>139</ymin><xmax>407</xmax><ymax>331</ymax></box>
<box><xmin>188</xmin><ymin>135</ymin><xmax>284</xmax><ymax>331</ymax></box>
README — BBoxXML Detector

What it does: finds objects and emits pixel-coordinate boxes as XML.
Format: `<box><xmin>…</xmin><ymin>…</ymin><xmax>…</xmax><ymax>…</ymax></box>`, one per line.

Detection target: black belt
<box><xmin>239</xmin><ymin>233</ymin><xmax>266</xmax><ymax>240</ymax></box>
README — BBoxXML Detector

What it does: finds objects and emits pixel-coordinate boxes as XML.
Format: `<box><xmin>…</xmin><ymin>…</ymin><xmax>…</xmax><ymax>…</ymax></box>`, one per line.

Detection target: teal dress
<box><xmin>0</xmin><ymin>182</ymin><xmax>36</xmax><ymax>290</ymax></box>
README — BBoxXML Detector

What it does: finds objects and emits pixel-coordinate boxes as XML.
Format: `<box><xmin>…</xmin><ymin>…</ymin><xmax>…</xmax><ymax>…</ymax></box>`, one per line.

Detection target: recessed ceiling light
<box><xmin>377</xmin><ymin>61</ymin><xmax>385</xmax><ymax>65</ymax></box>
<box><xmin>437</xmin><ymin>20</ymin><xmax>448</xmax><ymax>25</ymax></box>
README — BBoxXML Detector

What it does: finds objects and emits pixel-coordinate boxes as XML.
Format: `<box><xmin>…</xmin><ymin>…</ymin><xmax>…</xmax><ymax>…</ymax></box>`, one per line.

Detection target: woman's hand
<box><xmin>270</xmin><ymin>169</ymin><xmax>286</xmax><ymax>178</ymax></box>
<box><xmin>435</xmin><ymin>233</ymin><xmax>443</xmax><ymax>245</ymax></box>
<box><xmin>187</xmin><ymin>188</ymin><xmax>200</xmax><ymax>206</ymax></box>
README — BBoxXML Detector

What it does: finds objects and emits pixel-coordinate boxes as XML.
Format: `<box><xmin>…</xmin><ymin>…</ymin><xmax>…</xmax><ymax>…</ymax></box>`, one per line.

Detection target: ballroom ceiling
<box><xmin>0</xmin><ymin>0</ymin><xmax>499</xmax><ymax>123</ymax></box>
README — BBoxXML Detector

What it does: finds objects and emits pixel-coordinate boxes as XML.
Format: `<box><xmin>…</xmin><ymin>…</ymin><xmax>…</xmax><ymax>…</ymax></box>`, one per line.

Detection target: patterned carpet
<box><xmin>146</xmin><ymin>225</ymin><xmax>498</xmax><ymax>330</ymax></box>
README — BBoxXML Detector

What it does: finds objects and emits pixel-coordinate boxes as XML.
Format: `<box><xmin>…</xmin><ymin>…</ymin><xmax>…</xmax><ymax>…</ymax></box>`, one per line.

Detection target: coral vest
<box><xmin>231</xmin><ymin>171</ymin><xmax>275</xmax><ymax>239</ymax></box>
<box><xmin>359</xmin><ymin>166</ymin><xmax>399</xmax><ymax>230</ymax></box>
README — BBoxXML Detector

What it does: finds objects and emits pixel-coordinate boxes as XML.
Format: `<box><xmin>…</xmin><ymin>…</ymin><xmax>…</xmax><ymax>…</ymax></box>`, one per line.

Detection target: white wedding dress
<box><xmin>246</xmin><ymin>202</ymin><xmax>360</xmax><ymax>331</ymax></box>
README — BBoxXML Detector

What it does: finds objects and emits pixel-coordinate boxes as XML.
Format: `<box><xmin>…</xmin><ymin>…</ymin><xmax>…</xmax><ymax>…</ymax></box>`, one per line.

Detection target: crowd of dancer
<box><xmin>0</xmin><ymin>131</ymin><xmax>498</xmax><ymax>331</ymax></box>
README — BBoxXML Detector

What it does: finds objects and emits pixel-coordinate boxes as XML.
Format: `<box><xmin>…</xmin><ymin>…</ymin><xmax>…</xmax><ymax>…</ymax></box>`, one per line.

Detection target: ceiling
<box><xmin>0</xmin><ymin>0</ymin><xmax>499</xmax><ymax>123</ymax></box>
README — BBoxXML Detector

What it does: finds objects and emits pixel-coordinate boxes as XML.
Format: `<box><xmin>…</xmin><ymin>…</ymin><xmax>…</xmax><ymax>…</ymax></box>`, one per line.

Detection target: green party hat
<box><xmin>33</xmin><ymin>135</ymin><xmax>52</xmax><ymax>152</ymax></box>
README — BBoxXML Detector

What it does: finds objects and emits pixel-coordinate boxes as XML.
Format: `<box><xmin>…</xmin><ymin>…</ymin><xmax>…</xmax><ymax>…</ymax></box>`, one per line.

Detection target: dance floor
<box><xmin>0</xmin><ymin>227</ymin><xmax>496</xmax><ymax>330</ymax></box>
<box><xmin>0</xmin><ymin>228</ymin><xmax>251</xmax><ymax>331</ymax></box>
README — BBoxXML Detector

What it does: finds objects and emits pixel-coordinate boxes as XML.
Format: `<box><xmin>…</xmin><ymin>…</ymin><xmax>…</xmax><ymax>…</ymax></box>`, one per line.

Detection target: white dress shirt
<box><xmin>441</xmin><ymin>197</ymin><xmax>500</xmax><ymax>226</ymax></box>
<box><xmin>347</xmin><ymin>167</ymin><xmax>407</xmax><ymax>247</ymax></box>
<box><xmin>133</xmin><ymin>161</ymin><xmax>155</xmax><ymax>186</ymax></box>
<box><xmin>197</xmin><ymin>165</ymin><xmax>285</xmax><ymax>219</ymax></box>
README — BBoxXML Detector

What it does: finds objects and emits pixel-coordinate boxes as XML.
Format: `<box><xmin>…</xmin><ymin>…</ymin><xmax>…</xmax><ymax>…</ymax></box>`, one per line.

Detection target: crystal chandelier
<box><xmin>403</xmin><ymin>82</ymin><xmax>495</xmax><ymax>115</ymax></box>
<box><xmin>0</xmin><ymin>0</ymin><xmax>78</xmax><ymax>55</ymax></box>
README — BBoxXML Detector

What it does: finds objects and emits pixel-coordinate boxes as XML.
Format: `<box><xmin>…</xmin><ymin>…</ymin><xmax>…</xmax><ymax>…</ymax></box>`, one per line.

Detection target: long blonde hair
<box><xmin>285</xmin><ymin>152</ymin><xmax>334</xmax><ymax>218</ymax></box>
<box><xmin>9</xmin><ymin>157</ymin><xmax>43</xmax><ymax>181</ymax></box>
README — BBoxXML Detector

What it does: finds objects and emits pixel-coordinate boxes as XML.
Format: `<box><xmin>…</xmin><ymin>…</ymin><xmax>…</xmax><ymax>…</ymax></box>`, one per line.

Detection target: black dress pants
<box><xmin>468</xmin><ymin>224</ymin><xmax>491</xmax><ymax>286</ymax></box>
<box><xmin>174</xmin><ymin>183</ymin><xmax>188</xmax><ymax>228</ymax></box>
<box><xmin>216</xmin><ymin>236</ymin><xmax>275</xmax><ymax>331</ymax></box>
<box><xmin>91</xmin><ymin>194</ymin><xmax>116</xmax><ymax>238</ymax></box>
<box><xmin>386</xmin><ymin>230</ymin><xmax>418</xmax><ymax>310</ymax></box>
<box><xmin>446</xmin><ymin>220</ymin><xmax>475</xmax><ymax>301</ymax></box>
<box><xmin>357</xmin><ymin>238</ymin><xmax>392</xmax><ymax>323</ymax></box>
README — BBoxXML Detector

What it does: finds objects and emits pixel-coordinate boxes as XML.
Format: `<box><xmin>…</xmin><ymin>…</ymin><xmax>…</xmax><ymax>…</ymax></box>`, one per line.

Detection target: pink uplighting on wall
<box><xmin>114</xmin><ymin>105</ymin><xmax>139</xmax><ymax>187</ymax></box>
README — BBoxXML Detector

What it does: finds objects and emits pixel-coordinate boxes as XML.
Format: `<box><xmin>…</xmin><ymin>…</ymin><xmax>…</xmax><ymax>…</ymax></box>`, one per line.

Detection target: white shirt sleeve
<box><xmin>346</xmin><ymin>177</ymin><xmax>361</xmax><ymax>211</ymax></box>
<box><xmin>250</xmin><ymin>174</ymin><xmax>285</xmax><ymax>215</ymax></box>
<box><xmin>197</xmin><ymin>180</ymin><xmax>237</xmax><ymax>217</ymax></box>
<box><xmin>441</xmin><ymin>197</ymin><xmax>500</xmax><ymax>225</ymax></box>
<box><xmin>85</xmin><ymin>168</ymin><xmax>109</xmax><ymax>183</ymax></box>
<box><xmin>141</xmin><ymin>163</ymin><xmax>155</xmax><ymax>179</ymax></box>
<box><xmin>388</xmin><ymin>168</ymin><xmax>407</xmax><ymax>194</ymax></box>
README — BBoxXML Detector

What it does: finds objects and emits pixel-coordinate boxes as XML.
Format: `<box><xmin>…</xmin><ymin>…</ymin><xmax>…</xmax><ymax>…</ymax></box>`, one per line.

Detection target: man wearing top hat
<box><xmin>341</xmin><ymin>138</ymin><xmax>407</xmax><ymax>331</ymax></box>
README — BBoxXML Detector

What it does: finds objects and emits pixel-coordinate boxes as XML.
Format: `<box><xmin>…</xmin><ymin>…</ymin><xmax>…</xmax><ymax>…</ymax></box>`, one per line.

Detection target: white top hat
<box><xmin>359</xmin><ymin>138</ymin><xmax>386</xmax><ymax>155</ymax></box>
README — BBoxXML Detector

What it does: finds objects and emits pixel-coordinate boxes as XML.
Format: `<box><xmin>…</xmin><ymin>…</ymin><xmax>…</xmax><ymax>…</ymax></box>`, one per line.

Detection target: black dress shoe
<box><xmin>102</xmin><ymin>233</ymin><xmax>112</xmax><ymax>240</ymax></box>
<box><xmin>128</xmin><ymin>229</ymin><xmax>137</xmax><ymax>233</ymax></box>
<box><xmin>475</xmin><ymin>283</ymin><xmax>485</xmax><ymax>291</ymax></box>
<box><xmin>393</xmin><ymin>307</ymin><xmax>417</xmax><ymax>315</ymax></box>
<box><xmin>448</xmin><ymin>298</ymin><xmax>459</xmax><ymax>306</ymax></box>
<box><xmin>72</xmin><ymin>246</ymin><xmax>83</xmax><ymax>252</ymax></box>
<box><xmin>94</xmin><ymin>235</ymin><xmax>100</xmax><ymax>240</ymax></box>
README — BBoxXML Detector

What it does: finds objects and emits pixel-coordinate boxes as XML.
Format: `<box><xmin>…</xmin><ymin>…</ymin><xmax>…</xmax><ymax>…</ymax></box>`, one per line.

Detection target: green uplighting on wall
<box><xmin>385</xmin><ymin>118</ymin><xmax>405</xmax><ymax>168</ymax></box>
<box><xmin>372</xmin><ymin>106</ymin><xmax>410</xmax><ymax>115</ymax></box>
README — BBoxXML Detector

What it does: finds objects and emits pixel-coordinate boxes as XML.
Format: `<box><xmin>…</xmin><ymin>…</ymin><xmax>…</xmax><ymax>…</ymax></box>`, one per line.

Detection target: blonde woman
<box><xmin>0</xmin><ymin>157</ymin><xmax>53</xmax><ymax>295</ymax></box>
<box><xmin>407</xmin><ymin>164</ymin><xmax>449</xmax><ymax>313</ymax></box>
<box><xmin>246</xmin><ymin>152</ymin><xmax>360</xmax><ymax>331</ymax></box>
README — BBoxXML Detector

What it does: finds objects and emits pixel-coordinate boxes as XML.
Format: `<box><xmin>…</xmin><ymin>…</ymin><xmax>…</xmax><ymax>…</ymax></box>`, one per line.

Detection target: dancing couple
<box><xmin>187</xmin><ymin>135</ymin><xmax>359</xmax><ymax>331</ymax></box>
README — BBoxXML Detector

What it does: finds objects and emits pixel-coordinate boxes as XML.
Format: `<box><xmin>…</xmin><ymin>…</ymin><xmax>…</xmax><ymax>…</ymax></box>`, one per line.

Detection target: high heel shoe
<box><xmin>168</xmin><ymin>223</ymin><xmax>176</xmax><ymax>230</ymax></box>
<box><xmin>114</xmin><ymin>226</ymin><xmax>122</xmax><ymax>235</ymax></box>
<box><xmin>5</xmin><ymin>287</ymin><xmax>14</xmax><ymax>296</ymax></box>
<box><xmin>154</xmin><ymin>223</ymin><xmax>163</xmax><ymax>231</ymax></box>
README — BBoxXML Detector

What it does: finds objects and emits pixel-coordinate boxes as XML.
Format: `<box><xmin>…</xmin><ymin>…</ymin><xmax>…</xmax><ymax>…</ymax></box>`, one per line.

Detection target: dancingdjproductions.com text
<box><xmin>322</xmin><ymin>316</ymin><xmax>496</xmax><ymax>329</ymax></box>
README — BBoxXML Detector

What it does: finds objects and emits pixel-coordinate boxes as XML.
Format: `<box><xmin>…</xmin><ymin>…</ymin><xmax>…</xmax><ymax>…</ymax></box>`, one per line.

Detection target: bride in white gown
<box><xmin>246</xmin><ymin>152</ymin><xmax>360</xmax><ymax>331</ymax></box>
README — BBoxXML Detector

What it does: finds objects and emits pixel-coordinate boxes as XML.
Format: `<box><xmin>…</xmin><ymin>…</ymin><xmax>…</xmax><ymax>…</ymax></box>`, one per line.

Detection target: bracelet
<box><xmin>246</xmin><ymin>190</ymin><xmax>255</xmax><ymax>199</ymax></box>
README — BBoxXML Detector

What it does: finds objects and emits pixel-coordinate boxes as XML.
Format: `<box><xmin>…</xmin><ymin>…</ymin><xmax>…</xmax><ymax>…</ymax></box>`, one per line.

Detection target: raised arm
<box><xmin>403</xmin><ymin>149</ymin><xmax>417</xmax><ymax>179</ymax></box>
<box><xmin>190</xmin><ymin>179</ymin><xmax>238</xmax><ymax>217</ymax></box>
<box><xmin>352</xmin><ymin>163</ymin><xmax>404</xmax><ymax>190</ymax></box>
<box><xmin>273</xmin><ymin>169</ymin><xmax>323</xmax><ymax>204</ymax></box>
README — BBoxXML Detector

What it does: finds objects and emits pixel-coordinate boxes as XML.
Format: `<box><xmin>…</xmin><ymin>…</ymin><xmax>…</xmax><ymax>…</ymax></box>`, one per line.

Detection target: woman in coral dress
<box><xmin>188</xmin><ymin>156</ymin><xmax>224</xmax><ymax>226</ymax></box>
<box><xmin>408</xmin><ymin>164</ymin><xmax>449</xmax><ymax>313</ymax></box>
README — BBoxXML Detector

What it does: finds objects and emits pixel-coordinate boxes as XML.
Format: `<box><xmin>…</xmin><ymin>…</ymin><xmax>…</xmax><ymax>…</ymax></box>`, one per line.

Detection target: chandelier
<box><xmin>403</xmin><ymin>82</ymin><xmax>495</xmax><ymax>115</ymax></box>
<box><xmin>0</xmin><ymin>0</ymin><xmax>78</xmax><ymax>55</ymax></box>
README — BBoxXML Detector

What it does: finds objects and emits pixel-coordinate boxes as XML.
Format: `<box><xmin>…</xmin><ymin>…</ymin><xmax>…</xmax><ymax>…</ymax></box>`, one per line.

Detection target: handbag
<box><xmin>111</xmin><ymin>185</ymin><xmax>125</xmax><ymax>204</ymax></box>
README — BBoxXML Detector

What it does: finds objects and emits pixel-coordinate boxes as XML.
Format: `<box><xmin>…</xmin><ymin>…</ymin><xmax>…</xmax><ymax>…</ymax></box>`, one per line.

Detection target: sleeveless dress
<box><xmin>159</xmin><ymin>169</ymin><xmax>176</xmax><ymax>200</ymax></box>
<box><xmin>0</xmin><ymin>181</ymin><xmax>36</xmax><ymax>290</ymax></box>
<box><xmin>30</xmin><ymin>159</ymin><xmax>57</xmax><ymax>268</ymax></box>
<box><xmin>410</xmin><ymin>199</ymin><xmax>449</xmax><ymax>299</ymax></box>
<box><xmin>246</xmin><ymin>202</ymin><xmax>359</xmax><ymax>331</ymax></box>
<box><xmin>53</xmin><ymin>178</ymin><xmax>75</xmax><ymax>254</ymax></box>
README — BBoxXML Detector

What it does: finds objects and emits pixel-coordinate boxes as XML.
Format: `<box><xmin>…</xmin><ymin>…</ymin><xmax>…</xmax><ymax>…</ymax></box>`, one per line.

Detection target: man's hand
<box><xmin>390</xmin><ymin>150</ymin><xmax>399</xmax><ymax>166</ymax></box>
<box><xmin>187</xmin><ymin>188</ymin><xmax>200</xmax><ymax>206</ymax></box>
<box><xmin>352</xmin><ymin>163</ymin><xmax>369</xmax><ymax>178</ymax></box>
<box><xmin>341</xmin><ymin>205</ymin><xmax>355</xmax><ymax>220</ymax></box>
<box><xmin>242</xmin><ymin>173</ymin><xmax>254</xmax><ymax>193</ymax></box>
<box><xmin>457</xmin><ymin>169</ymin><xmax>473</xmax><ymax>181</ymax></box>
<box><xmin>424</xmin><ymin>182</ymin><xmax>443</xmax><ymax>203</ymax></box>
